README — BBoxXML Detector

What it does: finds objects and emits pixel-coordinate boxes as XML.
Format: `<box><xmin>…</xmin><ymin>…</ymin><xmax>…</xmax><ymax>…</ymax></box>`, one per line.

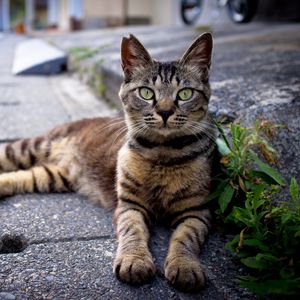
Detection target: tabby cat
<box><xmin>0</xmin><ymin>33</ymin><xmax>215</xmax><ymax>292</ymax></box>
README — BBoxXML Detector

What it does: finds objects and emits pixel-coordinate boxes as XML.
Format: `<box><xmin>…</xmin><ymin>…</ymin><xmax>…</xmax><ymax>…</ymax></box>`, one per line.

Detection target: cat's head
<box><xmin>119</xmin><ymin>33</ymin><xmax>213</xmax><ymax>137</ymax></box>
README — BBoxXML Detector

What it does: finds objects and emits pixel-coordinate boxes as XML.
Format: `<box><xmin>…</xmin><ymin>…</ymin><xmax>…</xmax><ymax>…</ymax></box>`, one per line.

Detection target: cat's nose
<box><xmin>157</xmin><ymin>109</ymin><xmax>174</xmax><ymax>125</ymax></box>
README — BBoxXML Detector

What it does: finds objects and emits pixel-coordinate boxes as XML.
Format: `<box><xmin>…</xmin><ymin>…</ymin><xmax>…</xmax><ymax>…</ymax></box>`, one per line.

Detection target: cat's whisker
<box><xmin>188</xmin><ymin>120</ymin><xmax>216</xmax><ymax>130</ymax></box>
<box><xmin>187</xmin><ymin>123</ymin><xmax>214</xmax><ymax>134</ymax></box>
<box><xmin>130</xmin><ymin>123</ymin><xmax>147</xmax><ymax>138</ymax></box>
<box><xmin>189</xmin><ymin>120</ymin><xmax>216</xmax><ymax>129</ymax></box>
<box><xmin>187</xmin><ymin>123</ymin><xmax>216</xmax><ymax>143</ymax></box>
<box><xmin>91</xmin><ymin>119</ymin><xmax>126</xmax><ymax>135</ymax></box>
<box><xmin>107</xmin><ymin>125</ymin><xmax>128</xmax><ymax>159</ymax></box>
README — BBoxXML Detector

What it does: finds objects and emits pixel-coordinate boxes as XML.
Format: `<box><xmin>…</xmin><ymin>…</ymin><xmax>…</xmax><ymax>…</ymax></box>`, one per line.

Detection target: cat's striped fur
<box><xmin>0</xmin><ymin>33</ymin><xmax>215</xmax><ymax>292</ymax></box>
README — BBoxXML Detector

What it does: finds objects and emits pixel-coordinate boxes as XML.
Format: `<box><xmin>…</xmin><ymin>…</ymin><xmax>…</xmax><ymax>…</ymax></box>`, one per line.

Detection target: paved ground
<box><xmin>1</xmin><ymin>21</ymin><xmax>300</xmax><ymax>300</ymax></box>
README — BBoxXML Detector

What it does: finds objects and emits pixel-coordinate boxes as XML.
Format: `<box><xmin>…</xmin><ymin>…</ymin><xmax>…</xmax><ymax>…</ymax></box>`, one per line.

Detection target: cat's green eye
<box><xmin>178</xmin><ymin>88</ymin><xmax>193</xmax><ymax>101</ymax></box>
<box><xmin>139</xmin><ymin>87</ymin><xmax>154</xmax><ymax>100</ymax></box>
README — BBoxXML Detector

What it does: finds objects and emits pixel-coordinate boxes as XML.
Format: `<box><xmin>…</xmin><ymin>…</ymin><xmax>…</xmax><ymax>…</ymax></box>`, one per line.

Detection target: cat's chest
<box><xmin>117</xmin><ymin>146</ymin><xmax>208</xmax><ymax>207</ymax></box>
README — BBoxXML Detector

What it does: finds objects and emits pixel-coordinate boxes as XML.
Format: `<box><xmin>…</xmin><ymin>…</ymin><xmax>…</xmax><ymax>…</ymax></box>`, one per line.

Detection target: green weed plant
<box><xmin>69</xmin><ymin>46</ymin><xmax>107</xmax><ymax>97</ymax></box>
<box><xmin>210</xmin><ymin>119</ymin><xmax>300</xmax><ymax>297</ymax></box>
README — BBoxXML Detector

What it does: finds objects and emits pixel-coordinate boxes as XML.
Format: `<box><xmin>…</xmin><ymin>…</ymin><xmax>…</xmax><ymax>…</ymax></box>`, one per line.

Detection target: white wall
<box><xmin>84</xmin><ymin>0</ymin><xmax>123</xmax><ymax>18</ymax></box>
<box><xmin>59</xmin><ymin>0</ymin><xmax>70</xmax><ymax>31</ymax></box>
<box><xmin>152</xmin><ymin>0</ymin><xmax>173</xmax><ymax>26</ymax></box>
<box><xmin>83</xmin><ymin>0</ymin><xmax>180</xmax><ymax>27</ymax></box>
<box><xmin>127</xmin><ymin>0</ymin><xmax>153</xmax><ymax>18</ymax></box>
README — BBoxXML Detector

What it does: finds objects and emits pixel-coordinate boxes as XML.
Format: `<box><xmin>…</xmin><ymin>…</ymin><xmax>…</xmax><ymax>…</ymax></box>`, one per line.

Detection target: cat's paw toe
<box><xmin>114</xmin><ymin>254</ymin><xmax>156</xmax><ymax>285</ymax></box>
<box><xmin>165</xmin><ymin>257</ymin><xmax>206</xmax><ymax>292</ymax></box>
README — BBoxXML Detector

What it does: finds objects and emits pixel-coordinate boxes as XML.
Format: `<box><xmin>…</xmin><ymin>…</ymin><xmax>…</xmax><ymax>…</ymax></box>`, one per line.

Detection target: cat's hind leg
<box><xmin>0</xmin><ymin>136</ymin><xmax>50</xmax><ymax>174</ymax></box>
<box><xmin>0</xmin><ymin>164</ymin><xmax>73</xmax><ymax>198</ymax></box>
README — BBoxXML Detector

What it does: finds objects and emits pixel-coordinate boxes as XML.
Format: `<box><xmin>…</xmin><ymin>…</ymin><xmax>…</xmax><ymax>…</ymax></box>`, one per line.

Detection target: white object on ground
<box><xmin>12</xmin><ymin>38</ymin><xmax>67</xmax><ymax>75</ymax></box>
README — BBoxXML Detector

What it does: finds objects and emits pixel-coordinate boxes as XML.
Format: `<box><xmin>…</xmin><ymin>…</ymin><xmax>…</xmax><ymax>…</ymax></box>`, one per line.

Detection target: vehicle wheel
<box><xmin>227</xmin><ymin>0</ymin><xmax>258</xmax><ymax>23</ymax></box>
<box><xmin>181</xmin><ymin>0</ymin><xmax>203</xmax><ymax>25</ymax></box>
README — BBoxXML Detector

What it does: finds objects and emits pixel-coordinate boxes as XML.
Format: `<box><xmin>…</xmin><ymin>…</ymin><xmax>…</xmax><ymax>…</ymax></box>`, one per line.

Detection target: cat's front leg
<box><xmin>165</xmin><ymin>208</ymin><xmax>211</xmax><ymax>292</ymax></box>
<box><xmin>113</xmin><ymin>199</ymin><xmax>155</xmax><ymax>285</ymax></box>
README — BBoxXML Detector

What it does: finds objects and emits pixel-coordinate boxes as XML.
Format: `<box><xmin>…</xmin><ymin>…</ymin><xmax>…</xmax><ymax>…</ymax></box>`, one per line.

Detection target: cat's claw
<box><xmin>165</xmin><ymin>256</ymin><xmax>207</xmax><ymax>292</ymax></box>
<box><xmin>113</xmin><ymin>254</ymin><xmax>156</xmax><ymax>285</ymax></box>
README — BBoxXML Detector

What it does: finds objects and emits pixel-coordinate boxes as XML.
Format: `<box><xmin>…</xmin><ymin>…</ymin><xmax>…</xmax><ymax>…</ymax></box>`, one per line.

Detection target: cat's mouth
<box><xmin>143</xmin><ymin>120</ymin><xmax>187</xmax><ymax>134</ymax></box>
<box><xmin>143</xmin><ymin>114</ymin><xmax>188</xmax><ymax>131</ymax></box>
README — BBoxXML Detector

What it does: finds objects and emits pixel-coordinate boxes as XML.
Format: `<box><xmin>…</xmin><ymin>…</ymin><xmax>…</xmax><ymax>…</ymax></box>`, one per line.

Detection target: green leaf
<box><xmin>281</xmin><ymin>214</ymin><xmax>292</xmax><ymax>224</ymax></box>
<box><xmin>241</xmin><ymin>256</ymin><xmax>269</xmax><ymax>269</ymax></box>
<box><xmin>290</xmin><ymin>177</ymin><xmax>299</xmax><ymax>202</ymax></box>
<box><xmin>239</xmin><ymin>278</ymin><xmax>300</xmax><ymax>296</ymax></box>
<box><xmin>257</xmin><ymin>210</ymin><xmax>268</xmax><ymax>221</ymax></box>
<box><xmin>249</xmin><ymin>150</ymin><xmax>286</xmax><ymax>186</ymax></box>
<box><xmin>225</xmin><ymin>234</ymin><xmax>240</xmax><ymax>252</ymax></box>
<box><xmin>243</xmin><ymin>239</ymin><xmax>269</xmax><ymax>251</ymax></box>
<box><xmin>251</xmin><ymin>170</ymin><xmax>279</xmax><ymax>185</ymax></box>
<box><xmin>204</xmin><ymin>190</ymin><xmax>222</xmax><ymax>203</ymax></box>
<box><xmin>205</xmin><ymin>180</ymin><xmax>228</xmax><ymax>203</ymax></box>
<box><xmin>256</xmin><ymin>253</ymin><xmax>279</xmax><ymax>263</ymax></box>
<box><xmin>216</xmin><ymin>138</ymin><xmax>231</xmax><ymax>156</ymax></box>
<box><xmin>251</xmin><ymin>184</ymin><xmax>266</xmax><ymax>209</ymax></box>
<box><xmin>231</xmin><ymin>124</ymin><xmax>241</xmax><ymax>148</ymax></box>
<box><xmin>213</xmin><ymin>120</ymin><xmax>232</xmax><ymax>150</ymax></box>
<box><xmin>280</xmin><ymin>266</ymin><xmax>295</xmax><ymax>279</ymax></box>
<box><xmin>241</xmin><ymin>253</ymin><xmax>279</xmax><ymax>270</ymax></box>
<box><xmin>295</xmin><ymin>231</ymin><xmax>300</xmax><ymax>238</ymax></box>
<box><xmin>218</xmin><ymin>184</ymin><xmax>235</xmax><ymax>213</ymax></box>
<box><xmin>230</xmin><ymin>207</ymin><xmax>253</xmax><ymax>226</ymax></box>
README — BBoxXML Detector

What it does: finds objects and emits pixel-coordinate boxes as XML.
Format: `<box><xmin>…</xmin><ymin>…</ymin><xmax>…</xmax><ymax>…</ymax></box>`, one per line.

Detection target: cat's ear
<box><xmin>179</xmin><ymin>32</ymin><xmax>213</xmax><ymax>69</ymax></box>
<box><xmin>121</xmin><ymin>34</ymin><xmax>152</xmax><ymax>79</ymax></box>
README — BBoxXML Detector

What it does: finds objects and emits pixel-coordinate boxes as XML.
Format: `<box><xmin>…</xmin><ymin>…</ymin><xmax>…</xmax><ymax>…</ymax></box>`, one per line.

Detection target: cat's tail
<box><xmin>0</xmin><ymin>136</ymin><xmax>76</xmax><ymax>198</ymax></box>
<box><xmin>0</xmin><ymin>135</ymin><xmax>51</xmax><ymax>174</ymax></box>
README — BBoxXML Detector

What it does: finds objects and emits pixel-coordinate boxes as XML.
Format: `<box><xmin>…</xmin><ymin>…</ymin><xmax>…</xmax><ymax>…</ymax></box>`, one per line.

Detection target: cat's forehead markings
<box><xmin>172</xmin><ymin>76</ymin><xmax>181</xmax><ymax>86</ymax></box>
<box><xmin>154</xmin><ymin>72</ymin><xmax>162</xmax><ymax>87</ymax></box>
<box><xmin>169</xmin><ymin>65</ymin><xmax>177</xmax><ymax>83</ymax></box>
<box><xmin>152</xmin><ymin>75</ymin><xmax>157</xmax><ymax>85</ymax></box>
<box><xmin>157</xmin><ymin>64</ymin><xmax>164</xmax><ymax>82</ymax></box>
<box><xmin>153</xmin><ymin>63</ymin><xmax>180</xmax><ymax>87</ymax></box>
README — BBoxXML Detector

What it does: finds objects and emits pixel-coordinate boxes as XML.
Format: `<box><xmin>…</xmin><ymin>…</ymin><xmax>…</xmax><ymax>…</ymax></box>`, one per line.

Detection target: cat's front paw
<box><xmin>113</xmin><ymin>254</ymin><xmax>156</xmax><ymax>285</ymax></box>
<box><xmin>165</xmin><ymin>256</ymin><xmax>206</xmax><ymax>292</ymax></box>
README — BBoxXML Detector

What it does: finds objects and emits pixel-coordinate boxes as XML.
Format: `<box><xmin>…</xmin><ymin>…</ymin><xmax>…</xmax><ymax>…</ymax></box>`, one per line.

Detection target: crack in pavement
<box><xmin>0</xmin><ymin>231</ymin><xmax>115</xmax><ymax>254</ymax></box>
<box><xmin>28</xmin><ymin>234</ymin><xmax>114</xmax><ymax>246</ymax></box>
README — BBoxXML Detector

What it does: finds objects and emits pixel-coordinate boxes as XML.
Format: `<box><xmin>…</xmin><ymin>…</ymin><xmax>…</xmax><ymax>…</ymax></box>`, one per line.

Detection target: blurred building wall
<box><xmin>83</xmin><ymin>0</ymin><xmax>123</xmax><ymax>28</ymax></box>
<box><xmin>152</xmin><ymin>0</ymin><xmax>174</xmax><ymax>26</ymax></box>
<box><xmin>127</xmin><ymin>0</ymin><xmax>153</xmax><ymax>18</ymax></box>
<box><xmin>82</xmin><ymin>0</ymin><xmax>179</xmax><ymax>28</ymax></box>
<box><xmin>0</xmin><ymin>0</ymin><xmax>10</xmax><ymax>31</ymax></box>
<box><xmin>58</xmin><ymin>0</ymin><xmax>69</xmax><ymax>31</ymax></box>
<box><xmin>0</xmin><ymin>0</ymin><xmax>180</xmax><ymax>31</ymax></box>
<box><xmin>84</xmin><ymin>0</ymin><xmax>122</xmax><ymax>18</ymax></box>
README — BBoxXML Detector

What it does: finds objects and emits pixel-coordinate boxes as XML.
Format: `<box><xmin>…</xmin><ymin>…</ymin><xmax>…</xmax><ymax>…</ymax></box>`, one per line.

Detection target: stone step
<box><xmin>50</xmin><ymin>23</ymin><xmax>300</xmax><ymax>113</ymax></box>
